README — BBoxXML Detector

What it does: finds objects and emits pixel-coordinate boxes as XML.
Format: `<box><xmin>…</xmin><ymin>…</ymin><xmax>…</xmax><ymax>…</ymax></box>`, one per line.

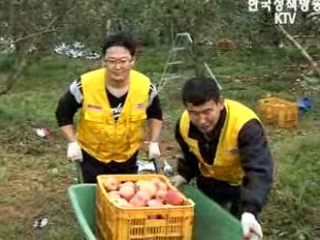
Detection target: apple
<box><xmin>108</xmin><ymin>191</ymin><xmax>121</xmax><ymax>200</ymax></box>
<box><xmin>139</xmin><ymin>181</ymin><xmax>157</xmax><ymax>198</ymax></box>
<box><xmin>164</xmin><ymin>190</ymin><xmax>184</xmax><ymax>206</ymax></box>
<box><xmin>151</xmin><ymin>178</ymin><xmax>168</xmax><ymax>191</ymax></box>
<box><xmin>155</xmin><ymin>189</ymin><xmax>167</xmax><ymax>202</ymax></box>
<box><xmin>157</xmin><ymin>181</ymin><xmax>168</xmax><ymax>191</ymax></box>
<box><xmin>103</xmin><ymin>176</ymin><xmax>119</xmax><ymax>191</ymax></box>
<box><xmin>115</xmin><ymin>198</ymin><xmax>132</xmax><ymax>208</ymax></box>
<box><xmin>120</xmin><ymin>181</ymin><xmax>135</xmax><ymax>189</ymax></box>
<box><xmin>135</xmin><ymin>190</ymin><xmax>151</xmax><ymax>202</ymax></box>
<box><xmin>147</xmin><ymin>199</ymin><xmax>164</xmax><ymax>207</ymax></box>
<box><xmin>119</xmin><ymin>185</ymin><xmax>135</xmax><ymax>201</ymax></box>
<box><xmin>129</xmin><ymin>196</ymin><xmax>146</xmax><ymax>207</ymax></box>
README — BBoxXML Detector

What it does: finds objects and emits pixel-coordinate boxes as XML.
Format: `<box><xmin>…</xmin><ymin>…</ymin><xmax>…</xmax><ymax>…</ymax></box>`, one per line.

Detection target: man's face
<box><xmin>186</xmin><ymin>99</ymin><xmax>224</xmax><ymax>134</ymax></box>
<box><xmin>104</xmin><ymin>46</ymin><xmax>134</xmax><ymax>82</ymax></box>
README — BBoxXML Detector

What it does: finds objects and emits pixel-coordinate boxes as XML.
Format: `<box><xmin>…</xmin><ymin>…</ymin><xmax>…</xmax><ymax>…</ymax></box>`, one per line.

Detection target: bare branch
<box><xmin>276</xmin><ymin>25</ymin><xmax>320</xmax><ymax>78</ymax></box>
<box><xmin>13</xmin><ymin>28</ymin><xmax>59</xmax><ymax>45</ymax></box>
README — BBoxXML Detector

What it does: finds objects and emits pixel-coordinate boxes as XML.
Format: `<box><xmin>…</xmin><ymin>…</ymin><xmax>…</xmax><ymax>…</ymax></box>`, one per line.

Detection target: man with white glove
<box><xmin>55</xmin><ymin>32</ymin><xmax>163</xmax><ymax>183</ymax></box>
<box><xmin>148</xmin><ymin>141</ymin><xmax>160</xmax><ymax>159</ymax></box>
<box><xmin>171</xmin><ymin>178</ymin><xmax>264</xmax><ymax>240</ymax></box>
<box><xmin>171</xmin><ymin>78</ymin><xmax>273</xmax><ymax>239</ymax></box>
<box><xmin>241</xmin><ymin>212</ymin><xmax>263</xmax><ymax>239</ymax></box>
<box><xmin>67</xmin><ymin>141</ymin><xmax>83</xmax><ymax>162</ymax></box>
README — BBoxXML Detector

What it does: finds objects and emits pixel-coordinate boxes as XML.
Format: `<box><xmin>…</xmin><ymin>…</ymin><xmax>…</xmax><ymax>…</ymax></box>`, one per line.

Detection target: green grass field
<box><xmin>0</xmin><ymin>47</ymin><xmax>319</xmax><ymax>240</ymax></box>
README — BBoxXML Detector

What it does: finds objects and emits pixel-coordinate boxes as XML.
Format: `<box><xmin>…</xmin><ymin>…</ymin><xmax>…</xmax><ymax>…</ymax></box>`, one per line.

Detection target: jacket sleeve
<box><xmin>238</xmin><ymin>119</ymin><xmax>274</xmax><ymax>216</ymax></box>
<box><xmin>146</xmin><ymin>84</ymin><xmax>163</xmax><ymax>120</ymax></box>
<box><xmin>55</xmin><ymin>79</ymin><xmax>82</xmax><ymax>127</ymax></box>
<box><xmin>175</xmin><ymin>119</ymin><xmax>200</xmax><ymax>182</ymax></box>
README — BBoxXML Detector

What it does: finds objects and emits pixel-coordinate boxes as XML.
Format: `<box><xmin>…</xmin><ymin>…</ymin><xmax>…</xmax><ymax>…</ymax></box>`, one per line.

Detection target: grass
<box><xmin>0</xmin><ymin>46</ymin><xmax>320</xmax><ymax>240</ymax></box>
<box><xmin>263</xmin><ymin>133</ymin><xmax>320</xmax><ymax>239</ymax></box>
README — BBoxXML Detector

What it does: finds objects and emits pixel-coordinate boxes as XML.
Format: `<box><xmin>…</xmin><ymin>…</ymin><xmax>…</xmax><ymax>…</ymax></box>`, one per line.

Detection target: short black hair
<box><xmin>182</xmin><ymin>77</ymin><xmax>220</xmax><ymax>106</ymax></box>
<box><xmin>102</xmin><ymin>31</ymin><xmax>136</xmax><ymax>57</ymax></box>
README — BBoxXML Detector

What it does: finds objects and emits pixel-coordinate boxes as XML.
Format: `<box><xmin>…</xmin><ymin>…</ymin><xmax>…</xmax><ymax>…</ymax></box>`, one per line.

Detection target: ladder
<box><xmin>203</xmin><ymin>62</ymin><xmax>222</xmax><ymax>90</ymax></box>
<box><xmin>157</xmin><ymin>32</ymin><xmax>193</xmax><ymax>93</ymax></box>
<box><xmin>158</xmin><ymin>32</ymin><xmax>222</xmax><ymax>92</ymax></box>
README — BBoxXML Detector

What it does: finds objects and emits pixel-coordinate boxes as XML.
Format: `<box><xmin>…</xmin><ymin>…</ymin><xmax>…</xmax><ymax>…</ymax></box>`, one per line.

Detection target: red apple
<box><xmin>129</xmin><ymin>196</ymin><xmax>146</xmax><ymax>207</ymax></box>
<box><xmin>164</xmin><ymin>190</ymin><xmax>184</xmax><ymax>206</ymax></box>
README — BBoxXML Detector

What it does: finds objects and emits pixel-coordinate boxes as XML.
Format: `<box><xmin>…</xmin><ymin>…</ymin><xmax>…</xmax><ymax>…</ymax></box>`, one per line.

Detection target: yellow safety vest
<box><xmin>76</xmin><ymin>68</ymin><xmax>150</xmax><ymax>163</ymax></box>
<box><xmin>180</xmin><ymin>99</ymin><xmax>260</xmax><ymax>186</ymax></box>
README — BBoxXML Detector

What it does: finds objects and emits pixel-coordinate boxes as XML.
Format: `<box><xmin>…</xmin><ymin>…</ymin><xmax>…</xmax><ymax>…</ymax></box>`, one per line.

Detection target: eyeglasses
<box><xmin>105</xmin><ymin>58</ymin><xmax>132</xmax><ymax>67</ymax></box>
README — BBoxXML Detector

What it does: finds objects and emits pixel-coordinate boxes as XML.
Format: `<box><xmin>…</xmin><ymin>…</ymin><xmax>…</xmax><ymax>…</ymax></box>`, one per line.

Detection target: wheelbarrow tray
<box><xmin>68</xmin><ymin>184</ymin><xmax>245</xmax><ymax>240</ymax></box>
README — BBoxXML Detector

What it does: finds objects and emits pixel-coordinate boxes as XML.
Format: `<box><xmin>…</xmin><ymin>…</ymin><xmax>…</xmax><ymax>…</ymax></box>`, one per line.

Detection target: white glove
<box><xmin>67</xmin><ymin>141</ymin><xmax>83</xmax><ymax>162</ymax></box>
<box><xmin>241</xmin><ymin>212</ymin><xmax>263</xmax><ymax>240</ymax></box>
<box><xmin>170</xmin><ymin>175</ymin><xmax>187</xmax><ymax>188</ymax></box>
<box><xmin>148</xmin><ymin>141</ymin><xmax>160</xmax><ymax>159</ymax></box>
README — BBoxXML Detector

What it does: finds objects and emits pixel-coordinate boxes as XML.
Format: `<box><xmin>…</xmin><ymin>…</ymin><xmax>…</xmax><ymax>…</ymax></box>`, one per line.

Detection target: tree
<box><xmin>0</xmin><ymin>0</ymin><xmax>110</xmax><ymax>95</ymax></box>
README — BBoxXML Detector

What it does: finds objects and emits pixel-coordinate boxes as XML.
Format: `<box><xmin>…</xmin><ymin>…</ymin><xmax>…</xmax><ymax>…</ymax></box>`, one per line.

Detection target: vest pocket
<box><xmin>130</xmin><ymin>112</ymin><xmax>146</xmax><ymax>121</ymax></box>
<box><xmin>82</xmin><ymin>112</ymin><xmax>106</xmax><ymax>143</ymax></box>
<box><xmin>84</xmin><ymin>111</ymin><xmax>105</xmax><ymax>123</ymax></box>
<box><xmin>129</xmin><ymin>113</ymin><xmax>146</xmax><ymax>143</ymax></box>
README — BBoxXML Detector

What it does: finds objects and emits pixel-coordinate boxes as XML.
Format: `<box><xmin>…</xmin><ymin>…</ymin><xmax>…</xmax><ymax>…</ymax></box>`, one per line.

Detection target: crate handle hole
<box><xmin>147</xmin><ymin>214</ymin><xmax>166</xmax><ymax>220</ymax></box>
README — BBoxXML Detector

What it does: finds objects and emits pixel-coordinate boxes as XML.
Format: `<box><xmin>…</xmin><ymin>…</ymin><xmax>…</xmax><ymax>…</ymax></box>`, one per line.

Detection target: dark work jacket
<box><xmin>175</xmin><ymin>108</ymin><xmax>274</xmax><ymax>217</ymax></box>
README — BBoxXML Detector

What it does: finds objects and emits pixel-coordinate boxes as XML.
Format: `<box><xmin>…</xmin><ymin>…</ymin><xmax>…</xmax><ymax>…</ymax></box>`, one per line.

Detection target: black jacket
<box><xmin>175</xmin><ymin>107</ymin><xmax>273</xmax><ymax>216</ymax></box>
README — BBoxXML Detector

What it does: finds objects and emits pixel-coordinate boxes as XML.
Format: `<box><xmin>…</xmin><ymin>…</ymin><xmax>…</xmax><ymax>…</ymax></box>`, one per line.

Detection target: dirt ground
<box><xmin>0</xmin><ymin>122</ymin><xmax>183</xmax><ymax>239</ymax></box>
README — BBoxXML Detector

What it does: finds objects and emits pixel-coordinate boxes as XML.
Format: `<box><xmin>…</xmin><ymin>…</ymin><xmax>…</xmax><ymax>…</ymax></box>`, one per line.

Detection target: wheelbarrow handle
<box><xmin>151</xmin><ymin>157</ymin><xmax>163</xmax><ymax>174</ymax></box>
<box><xmin>75</xmin><ymin>161</ymin><xmax>84</xmax><ymax>183</ymax></box>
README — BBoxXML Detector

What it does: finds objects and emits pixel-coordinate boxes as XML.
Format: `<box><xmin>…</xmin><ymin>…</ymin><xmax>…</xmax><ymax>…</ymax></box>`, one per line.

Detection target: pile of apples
<box><xmin>103</xmin><ymin>176</ymin><xmax>185</xmax><ymax>208</ymax></box>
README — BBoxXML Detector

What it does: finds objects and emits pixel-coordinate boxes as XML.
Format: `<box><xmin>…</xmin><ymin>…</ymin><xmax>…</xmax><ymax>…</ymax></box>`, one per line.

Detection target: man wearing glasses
<box><xmin>55</xmin><ymin>32</ymin><xmax>163</xmax><ymax>183</ymax></box>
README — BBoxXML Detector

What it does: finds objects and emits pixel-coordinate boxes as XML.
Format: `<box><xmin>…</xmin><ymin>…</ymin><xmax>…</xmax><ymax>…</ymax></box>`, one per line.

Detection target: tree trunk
<box><xmin>0</xmin><ymin>45</ymin><xmax>31</xmax><ymax>96</ymax></box>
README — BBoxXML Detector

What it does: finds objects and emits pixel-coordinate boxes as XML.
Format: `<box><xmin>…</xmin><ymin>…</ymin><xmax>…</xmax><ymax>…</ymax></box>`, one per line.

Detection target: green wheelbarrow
<box><xmin>68</xmin><ymin>184</ymin><xmax>258</xmax><ymax>240</ymax></box>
